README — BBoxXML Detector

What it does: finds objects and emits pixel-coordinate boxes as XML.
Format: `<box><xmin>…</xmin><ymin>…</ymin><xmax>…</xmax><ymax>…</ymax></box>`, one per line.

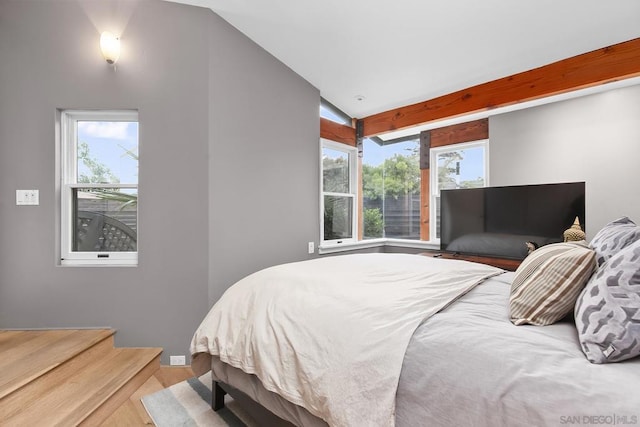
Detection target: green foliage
<box><xmin>363</xmin><ymin>152</ymin><xmax>420</xmax><ymax>201</ymax></box>
<box><xmin>322</xmin><ymin>154</ymin><xmax>353</xmax><ymax>240</ymax></box>
<box><xmin>364</xmin><ymin>207</ymin><xmax>383</xmax><ymax>238</ymax></box>
<box><xmin>322</xmin><ymin>156</ymin><xmax>349</xmax><ymax>193</ymax></box>
<box><xmin>362</xmin><ymin>163</ymin><xmax>383</xmax><ymax>200</ymax></box>
<box><xmin>323</xmin><ymin>196</ymin><xmax>351</xmax><ymax>240</ymax></box>
<box><xmin>77</xmin><ymin>141</ymin><xmax>119</xmax><ymax>184</ymax></box>
<box><xmin>78</xmin><ymin>141</ymin><xmax>137</xmax><ymax>210</ymax></box>
<box><xmin>323</xmin><ymin>201</ymin><xmax>334</xmax><ymax>239</ymax></box>
<box><xmin>382</xmin><ymin>153</ymin><xmax>420</xmax><ymax>198</ymax></box>
<box><xmin>118</xmin><ymin>143</ymin><xmax>139</xmax><ymax>161</ymax></box>
<box><xmin>91</xmin><ymin>190</ymin><xmax>138</xmax><ymax>210</ymax></box>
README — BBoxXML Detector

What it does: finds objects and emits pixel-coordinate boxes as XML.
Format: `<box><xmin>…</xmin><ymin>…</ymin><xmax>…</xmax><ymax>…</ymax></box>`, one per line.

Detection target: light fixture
<box><xmin>100</xmin><ymin>31</ymin><xmax>121</xmax><ymax>65</ymax></box>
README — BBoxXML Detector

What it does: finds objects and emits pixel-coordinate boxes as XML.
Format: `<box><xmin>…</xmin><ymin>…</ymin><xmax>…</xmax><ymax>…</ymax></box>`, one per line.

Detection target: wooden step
<box><xmin>79</xmin><ymin>348</ymin><xmax>162</xmax><ymax>426</ymax></box>
<box><xmin>101</xmin><ymin>374</ymin><xmax>166</xmax><ymax>426</ymax></box>
<box><xmin>0</xmin><ymin>330</ymin><xmax>162</xmax><ymax>426</ymax></box>
<box><xmin>0</xmin><ymin>329</ymin><xmax>115</xmax><ymax>400</ymax></box>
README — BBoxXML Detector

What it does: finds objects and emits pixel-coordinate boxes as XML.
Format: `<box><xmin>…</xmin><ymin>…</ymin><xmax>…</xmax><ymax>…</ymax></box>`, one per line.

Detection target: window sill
<box><xmin>319</xmin><ymin>238</ymin><xmax>440</xmax><ymax>255</ymax></box>
<box><xmin>384</xmin><ymin>239</ymin><xmax>440</xmax><ymax>250</ymax></box>
<box><xmin>60</xmin><ymin>259</ymin><xmax>138</xmax><ymax>267</ymax></box>
<box><xmin>319</xmin><ymin>239</ymin><xmax>385</xmax><ymax>254</ymax></box>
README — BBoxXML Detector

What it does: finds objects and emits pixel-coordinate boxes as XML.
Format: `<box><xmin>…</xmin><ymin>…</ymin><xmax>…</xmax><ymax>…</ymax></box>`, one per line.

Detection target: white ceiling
<box><xmin>168</xmin><ymin>0</ymin><xmax>640</xmax><ymax>119</ymax></box>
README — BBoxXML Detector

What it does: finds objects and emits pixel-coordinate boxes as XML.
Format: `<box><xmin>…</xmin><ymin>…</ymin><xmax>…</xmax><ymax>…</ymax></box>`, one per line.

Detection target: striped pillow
<box><xmin>510</xmin><ymin>242</ymin><xmax>596</xmax><ymax>326</ymax></box>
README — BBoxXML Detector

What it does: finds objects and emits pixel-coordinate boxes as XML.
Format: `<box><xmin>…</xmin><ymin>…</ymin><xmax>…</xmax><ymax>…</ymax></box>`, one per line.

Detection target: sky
<box><xmin>77</xmin><ymin>121</ymin><xmax>139</xmax><ymax>184</ymax></box>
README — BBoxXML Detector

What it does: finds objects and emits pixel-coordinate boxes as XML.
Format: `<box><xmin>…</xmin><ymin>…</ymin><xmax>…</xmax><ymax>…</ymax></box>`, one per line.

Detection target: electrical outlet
<box><xmin>308</xmin><ymin>241</ymin><xmax>314</xmax><ymax>254</ymax></box>
<box><xmin>169</xmin><ymin>355</ymin><xmax>186</xmax><ymax>366</ymax></box>
<box><xmin>16</xmin><ymin>189</ymin><xmax>39</xmax><ymax>206</ymax></box>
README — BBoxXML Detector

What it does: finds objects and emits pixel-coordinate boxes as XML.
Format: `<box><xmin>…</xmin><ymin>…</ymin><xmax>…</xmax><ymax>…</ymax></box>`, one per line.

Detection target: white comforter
<box><xmin>190</xmin><ymin>253</ymin><xmax>503</xmax><ymax>426</ymax></box>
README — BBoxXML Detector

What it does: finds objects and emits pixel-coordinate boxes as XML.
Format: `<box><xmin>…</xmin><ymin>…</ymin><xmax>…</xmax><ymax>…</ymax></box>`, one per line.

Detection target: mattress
<box><xmin>208</xmin><ymin>271</ymin><xmax>640</xmax><ymax>426</ymax></box>
<box><xmin>211</xmin><ymin>356</ymin><xmax>326</xmax><ymax>427</ymax></box>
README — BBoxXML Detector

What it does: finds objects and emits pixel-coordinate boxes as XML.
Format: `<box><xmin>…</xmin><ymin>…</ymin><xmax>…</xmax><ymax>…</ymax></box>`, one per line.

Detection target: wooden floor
<box><xmin>102</xmin><ymin>366</ymin><xmax>194</xmax><ymax>426</ymax></box>
<box><xmin>0</xmin><ymin>329</ymin><xmax>194</xmax><ymax>426</ymax></box>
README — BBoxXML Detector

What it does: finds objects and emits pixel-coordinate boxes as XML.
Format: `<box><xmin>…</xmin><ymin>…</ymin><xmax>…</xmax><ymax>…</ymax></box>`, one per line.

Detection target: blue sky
<box><xmin>77</xmin><ymin>121</ymin><xmax>138</xmax><ymax>184</ymax></box>
<box><xmin>437</xmin><ymin>145</ymin><xmax>485</xmax><ymax>182</ymax></box>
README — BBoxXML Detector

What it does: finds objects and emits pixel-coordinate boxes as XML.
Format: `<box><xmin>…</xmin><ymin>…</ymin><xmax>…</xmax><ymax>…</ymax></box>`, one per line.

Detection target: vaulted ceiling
<box><xmin>169</xmin><ymin>0</ymin><xmax>640</xmax><ymax>119</ymax></box>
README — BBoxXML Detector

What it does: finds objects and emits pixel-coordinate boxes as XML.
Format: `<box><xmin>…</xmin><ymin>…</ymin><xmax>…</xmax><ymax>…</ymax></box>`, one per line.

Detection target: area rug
<box><xmin>142</xmin><ymin>372</ymin><xmax>257</xmax><ymax>427</ymax></box>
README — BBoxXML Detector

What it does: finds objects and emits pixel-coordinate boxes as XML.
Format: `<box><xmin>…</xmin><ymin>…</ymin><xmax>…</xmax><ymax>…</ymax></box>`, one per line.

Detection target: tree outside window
<box><xmin>362</xmin><ymin>139</ymin><xmax>420</xmax><ymax>240</ymax></box>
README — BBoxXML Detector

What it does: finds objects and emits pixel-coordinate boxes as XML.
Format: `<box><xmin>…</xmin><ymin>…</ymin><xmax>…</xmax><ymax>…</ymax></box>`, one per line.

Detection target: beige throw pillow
<box><xmin>510</xmin><ymin>242</ymin><xmax>596</xmax><ymax>326</ymax></box>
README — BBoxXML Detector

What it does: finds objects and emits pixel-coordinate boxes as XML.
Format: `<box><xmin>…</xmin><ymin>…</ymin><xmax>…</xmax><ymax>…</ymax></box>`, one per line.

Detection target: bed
<box><xmin>190</xmin><ymin>219</ymin><xmax>640</xmax><ymax>426</ymax></box>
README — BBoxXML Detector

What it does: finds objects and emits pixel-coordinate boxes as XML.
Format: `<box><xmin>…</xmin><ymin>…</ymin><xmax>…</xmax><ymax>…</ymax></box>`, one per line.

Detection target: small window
<box><xmin>320</xmin><ymin>98</ymin><xmax>352</xmax><ymax>125</ymax></box>
<box><xmin>321</xmin><ymin>139</ymin><xmax>357</xmax><ymax>244</ymax></box>
<box><xmin>430</xmin><ymin>140</ymin><xmax>488</xmax><ymax>240</ymax></box>
<box><xmin>60</xmin><ymin>110</ymin><xmax>138</xmax><ymax>265</ymax></box>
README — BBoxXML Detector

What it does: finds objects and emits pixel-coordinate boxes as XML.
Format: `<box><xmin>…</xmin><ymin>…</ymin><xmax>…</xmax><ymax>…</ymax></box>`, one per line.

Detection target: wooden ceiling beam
<box><xmin>320</xmin><ymin>117</ymin><xmax>356</xmax><ymax>146</ymax></box>
<box><xmin>361</xmin><ymin>37</ymin><xmax>640</xmax><ymax>137</ymax></box>
<box><xmin>430</xmin><ymin>118</ymin><xmax>488</xmax><ymax>148</ymax></box>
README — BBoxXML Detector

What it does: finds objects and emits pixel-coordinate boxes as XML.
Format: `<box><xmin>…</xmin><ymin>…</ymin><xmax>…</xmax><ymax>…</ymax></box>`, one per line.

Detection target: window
<box><xmin>60</xmin><ymin>110</ymin><xmax>139</xmax><ymax>265</ymax></box>
<box><xmin>320</xmin><ymin>98</ymin><xmax>352</xmax><ymax>125</ymax></box>
<box><xmin>430</xmin><ymin>140</ymin><xmax>488</xmax><ymax>240</ymax></box>
<box><xmin>362</xmin><ymin>137</ymin><xmax>421</xmax><ymax>240</ymax></box>
<box><xmin>321</xmin><ymin>139</ymin><xmax>357</xmax><ymax>244</ymax></box>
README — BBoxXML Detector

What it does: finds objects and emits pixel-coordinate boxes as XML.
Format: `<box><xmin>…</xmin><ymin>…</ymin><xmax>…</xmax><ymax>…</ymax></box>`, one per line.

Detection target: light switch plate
<box><xmin>16</xmin><ymin>189</ymin><xmax>39</xmax><ymax>206</ymax></box>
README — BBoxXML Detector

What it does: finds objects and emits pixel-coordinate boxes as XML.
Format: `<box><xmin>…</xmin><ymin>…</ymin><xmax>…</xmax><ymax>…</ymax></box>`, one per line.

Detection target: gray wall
<box><xmin>208</xmin><ymin>13</ymin><xmax>320</xmax><ymax>305</ymax></box>
<box><xmin>0</xmin><ymin>0</ymin><xmax>320</xmax><ymax>363</ymax></box>
<box><xmin>489</xmin><ymin>84</ymin><xmax>640</xmax><ymax>240</ymax></box>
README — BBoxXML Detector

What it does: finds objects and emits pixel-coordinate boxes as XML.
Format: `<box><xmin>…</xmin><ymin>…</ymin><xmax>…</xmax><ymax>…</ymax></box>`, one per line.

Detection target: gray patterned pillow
<box><xmin>589</xmin><ymin>217</ymin><xmax>640</xmax><ymax>266</ymax></box>
<box><xmin>575</xmin><ymin>239</ymin><xmax>640</xmax><ymax>363</ymax></box>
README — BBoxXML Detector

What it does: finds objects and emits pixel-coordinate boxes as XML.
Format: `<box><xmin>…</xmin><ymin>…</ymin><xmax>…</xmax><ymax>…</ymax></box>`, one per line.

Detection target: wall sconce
<box><xmin>100</xmin><ymin>31</ymin><xmax>121</xmax><ymax>65</ymax></box>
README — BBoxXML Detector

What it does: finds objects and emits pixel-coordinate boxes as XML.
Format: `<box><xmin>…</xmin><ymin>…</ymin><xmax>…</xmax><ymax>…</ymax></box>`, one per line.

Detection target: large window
<box><xmin>362</xmin><ymin>137</ymin><xmax>421</xmax><ymax>240</ymax></box>
<box><xmin>430</xmin><ymin>140</ymin><xmax>488</xmax><ymax>240</ymax></box>
<box><xmin>321</xmin><ymin>139</ymin><xmax>357</xmax><ymax>244</ymax></box>
<box><xmin>60</xmin><ymin>110</ymin><xmax>139</xmax><ymax>265</ymax></box>
<box><xmin>319</xmin><ymin>104</ymin><xmax>489</xmax><ymax>249</ymax></box>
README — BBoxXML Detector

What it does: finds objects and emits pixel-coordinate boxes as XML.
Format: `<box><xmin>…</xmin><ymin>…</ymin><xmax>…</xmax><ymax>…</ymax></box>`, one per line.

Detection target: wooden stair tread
<box><xmin>0</xmin><ymin>329</ymin><xmax>115</xmax><ymax>400</ymax></box>
<box><xmin>101</xmin><ymin>374</ymin><xmax>165</xmax><ymax>426</ymax></box>
<box><xmin>1</xmin><ymin>346</ymin><xmax>162</xmax><ymax>426</ymax></box>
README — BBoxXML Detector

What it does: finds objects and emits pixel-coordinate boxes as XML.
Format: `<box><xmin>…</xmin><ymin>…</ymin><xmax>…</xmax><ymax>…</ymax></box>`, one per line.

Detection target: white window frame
<box><xmin>320</xmin><ymin>139</ymin><xmax>358</xmax><ymax>246</ymax></box>
<box><xmin>430</xmin><ymin>139</ymin><xmax>489</xmax><ymax>242</ymax></box>
<box><xmin>60</xmin><ymin>110</ymin><xmax>138</xmax><ymax>266</ymax></box>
